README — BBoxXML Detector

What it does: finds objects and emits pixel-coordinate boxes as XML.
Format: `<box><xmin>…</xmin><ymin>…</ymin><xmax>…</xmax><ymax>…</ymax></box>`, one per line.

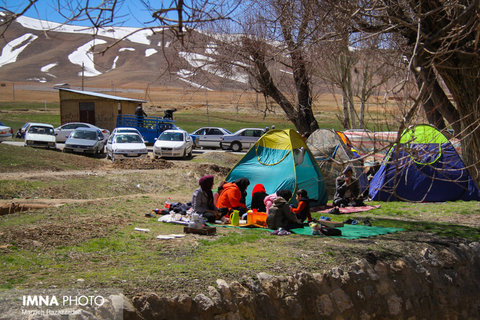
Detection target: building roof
<box><xmin>58</xmin><ymin>88</ymin><xmax>146</xmax><ymax>103</ymax></box>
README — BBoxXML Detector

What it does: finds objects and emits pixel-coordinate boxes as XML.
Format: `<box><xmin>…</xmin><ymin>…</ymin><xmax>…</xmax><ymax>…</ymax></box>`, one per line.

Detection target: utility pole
<box><xmin>12</xmin><ymin>82</ymin><xmax>15</xmax><ymax>102</ymax></box>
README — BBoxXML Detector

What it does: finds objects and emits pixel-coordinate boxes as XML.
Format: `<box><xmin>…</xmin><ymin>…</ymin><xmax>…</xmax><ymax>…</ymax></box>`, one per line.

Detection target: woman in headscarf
<box><xmin>250</xmin><ymin>184</ymin><xmax>268</xmax><ymax>212</ymax></box>
<box><xmin>192</xmin><ymin>175</ymin><xmax>218</xmax><ymax>222</ymax></box>
<box><xmin>216</xmin><ymin>177</ymin><xmax>250</xmax><ymax>215</ymax></box>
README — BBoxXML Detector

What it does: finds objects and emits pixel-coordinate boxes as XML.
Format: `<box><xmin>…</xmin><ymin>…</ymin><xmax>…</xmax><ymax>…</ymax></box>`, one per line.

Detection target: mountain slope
<box><xmin>0</xmin><ymin>12</ymin><xmax>253</xmax><ymax>91</ymax></box>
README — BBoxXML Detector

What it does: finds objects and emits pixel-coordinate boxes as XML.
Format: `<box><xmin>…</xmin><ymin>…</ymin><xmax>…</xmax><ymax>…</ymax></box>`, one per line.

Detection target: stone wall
<box><xmin>124</xmin><ymin>241</ymin><xmax>480</xmax><ymax>320</ymax></box>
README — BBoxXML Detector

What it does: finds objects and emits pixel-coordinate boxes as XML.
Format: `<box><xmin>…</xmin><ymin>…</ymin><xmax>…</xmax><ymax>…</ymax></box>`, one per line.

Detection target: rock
<box><xmin>330</xmin><ymin>288</ymin><xmax>353</xmax><ymax>313</ymax></box>
<box><xmin>175</xmin><ymin>294</ymin><xmax>193</xmax><ymax>314</ymax></box>
<box><xmin>316</xmin><ymin>294</ymin><xmax>334</xmax><ymax>316</ymax></box>
<box><xmin>194</xmin><ymin>294</ymin><xmax>214</xmax><ymax>312</ymax></box>
<box><xmin>387</xmin><ymin>295</ymin><xmax>403</xmax><ymax>315</ymax></box>
<box><xmin>216</xmin><ymin>279</ymin><xmax>232</xmax><ymax>301</ymax></box>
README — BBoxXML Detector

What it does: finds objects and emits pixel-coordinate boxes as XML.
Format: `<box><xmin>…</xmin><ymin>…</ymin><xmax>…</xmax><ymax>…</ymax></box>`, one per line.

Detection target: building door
<box><xmin>79</xmin><ymin>102</ymin><xmax>95</xmax><ymax>124</ymax></box>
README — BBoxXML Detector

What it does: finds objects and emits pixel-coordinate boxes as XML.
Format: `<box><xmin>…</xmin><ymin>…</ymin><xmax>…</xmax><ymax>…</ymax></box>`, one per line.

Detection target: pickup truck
<box><xmin>116</xmin><ymin>114</ymin><xmax>179</xmax><ymax>144</ymax></box>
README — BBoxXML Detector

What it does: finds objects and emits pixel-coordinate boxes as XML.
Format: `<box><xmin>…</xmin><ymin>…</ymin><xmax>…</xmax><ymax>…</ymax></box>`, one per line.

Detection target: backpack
<box><xmin>320</xmin><ymin>226</ymin><xmax>342</xmax><ymax>236</ymax></box>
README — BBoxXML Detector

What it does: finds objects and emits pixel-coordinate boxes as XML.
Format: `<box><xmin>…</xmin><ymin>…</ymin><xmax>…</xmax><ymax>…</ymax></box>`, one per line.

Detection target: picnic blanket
<box><xmin>290</xmin><ymin>224</ymin><xmax>402</xmax><ymax>239</ymax></box>
<box><xmin>312</xmin><ymin>204</ymin><xmax>381</xmax><ymax>214</ymax></box>
<box><xmin>211</xmin><ymin>224</ymin><xmax>402</xmax><ymax>240</ymax></box>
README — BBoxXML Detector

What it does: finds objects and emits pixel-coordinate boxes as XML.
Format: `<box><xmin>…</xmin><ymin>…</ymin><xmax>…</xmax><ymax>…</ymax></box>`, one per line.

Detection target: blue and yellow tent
<box><xmin>369</xmin><ymin>124</ymin><xmax>480</xmax><ymax>202</ymax></box>
<box><xmin>226</xmin><ymin>129</ymin><xmax>328</xmax><ymax>207</ymax></box>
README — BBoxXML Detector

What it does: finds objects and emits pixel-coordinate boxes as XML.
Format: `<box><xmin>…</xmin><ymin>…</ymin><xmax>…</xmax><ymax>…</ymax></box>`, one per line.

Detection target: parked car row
<box><xmin>190</xmin><ymin>126</ymin><xmax>266</xmax><ymax>151</ymax></box>
<box><xmin>12</xmin><ymin>120</ymin><xmax>268</xmax><ymax>160</ymax></box>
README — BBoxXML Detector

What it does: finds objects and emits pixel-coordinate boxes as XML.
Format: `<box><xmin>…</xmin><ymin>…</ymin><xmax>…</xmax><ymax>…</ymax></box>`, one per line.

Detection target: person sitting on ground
<box><xmin>333</xmin><ymin>166</ymin><xmax>364</xmax><ymax>207</ymax></box>
<box><xmin>251</xmin><ymin>184</ymin><xmax>268</xmax><ymax>212</ymax></box>
<box><xmin>290</xmin><ymin>189</ymin><xmax>313</xmax><ymax>223</ymax></box>
<box><xmin>216</xmin><ymin>178</ymin><xmax>250</xmax><ymax>216</ymax></box>
<box><xmin>267</xmin><ymin>196</ymin><xmax>303</xmax><ymax>231</ymax></box>
<box><xmin>191</xmin><ymin>175</ymin><xmax>218</xmax><ymax>223</ymax></box>
<box><xmin>264</xmin><ymin>189</ymin><xmax>293</xmax><ymax>214</ymax></box>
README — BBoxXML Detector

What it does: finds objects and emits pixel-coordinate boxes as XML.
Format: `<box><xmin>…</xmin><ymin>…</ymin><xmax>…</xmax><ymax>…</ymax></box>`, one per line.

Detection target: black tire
<box><xmin>231</xmin><ymin>142</ymin><xmax>242</xmax><ymax>152</ymax></box>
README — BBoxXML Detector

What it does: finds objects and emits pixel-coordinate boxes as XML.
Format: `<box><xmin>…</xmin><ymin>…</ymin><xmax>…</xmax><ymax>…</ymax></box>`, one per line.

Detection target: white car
<box><xmin>106</xmin><ymin>132</ymin><xmax>148</xmax><ymax>161</ymax></box>
<box><xmin>24</xmin><ymin>123</ymin><xmax>56</xmax><ymax>149</ymax></box>
<box><xmin>111</xmin><ymin>127</ymin><xmax>142</xmax><ymax>136</ymax></box>
<box><xmin>0</xmin><ymin>121</ymin><xmax>13</xmax><ymax>142</ymax></box>
<box><xmin>54</xmin><ymin>122</ymin><xmax>110</xmax><ymax>143</ymax></box>
<box><xmin>153</xmin><ymin>129</ymin><xmax>193</xmax><ymax>159</ymax></box>
<box><xmin>190</xmin><ymin>127</ymin><xmax>231</xmax><ymax>148</ymax></box>
<box><xmin>220</xmin><ymin>128</ymin><xmax>266</xmax><ymax>152</ymax></box>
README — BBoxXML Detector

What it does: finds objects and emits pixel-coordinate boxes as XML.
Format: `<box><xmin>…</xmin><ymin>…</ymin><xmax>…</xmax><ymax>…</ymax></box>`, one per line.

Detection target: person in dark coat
<box><xmin>333</xmin><ymin>166</ymin><xmax>363</xmax><ymax>207</ymax></box>
<box><xmin>135</xmin><ymin>105</ymin><xmax>147</xmax><ymax>127</ymax></box>
<box><xmin>251</xmin><ymin>184</ymin><xmax>268</xmax><ymax>212</ymax></box>
<box><xmin>191</xmin><ymin>175</ymin><xmax>218</xmax><ymax>222</ymax></box>
<box><xmin>267</xmin><ymin>197</ymin><xmax>302</xmax><ymax>230</ymax></box>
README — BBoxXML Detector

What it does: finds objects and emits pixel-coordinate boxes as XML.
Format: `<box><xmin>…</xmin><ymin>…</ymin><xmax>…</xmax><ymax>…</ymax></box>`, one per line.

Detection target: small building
<box><xmin>58</xmin><ymin>88</ymin><xmax>146</xmax><ymax>131</ymax></box>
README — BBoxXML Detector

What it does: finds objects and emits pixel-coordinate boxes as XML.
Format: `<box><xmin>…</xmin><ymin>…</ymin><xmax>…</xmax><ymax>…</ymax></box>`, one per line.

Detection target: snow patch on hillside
<box><xmin>177</xmin><ymin>69</ymin><xmax>213</xmax><ymax>91</ymax></box>
<box><xmin>111</xmin><ymin>56</ymin><xmax>119</xmax><ymax>69</ymax></box>
<box><xmin>0</xmin><ymin>33</ymin><xmax>38</xmax><ymax>68</ymax></box>
<box><xmin>41</xmin><ymin>62</ymin><xmax>57</xmax><ymax>72</ymax></box>
<box><xmin>119</xmin><ymin>48</ymin><xmax>135</xmax><ymax>52</ymax></box>
<box><xmin>205</xmin><ymin>43</ymin><xmax>218</xmax><ymax>55</ymax></box>
<box><xmin>16</xmin><ymin>15</ymin><xmax>156</xmax><ymax>45</ymax></box>
<box><xmin>68</xmin><ymin>39</ymin><xmax>107</xmax><ymax>77</ymax></box>
<box><xmin>27</xmin><ymin>77</ymin><xmax>47</xmax><ymax>83</ymax></box>
<box><xmin>178</xmin><ymin>78</ymin><xmax>213</xmax><ymax>91</ymax></box>
<box><xmin>179</xmin><ymin>51</ymin><xmax>248</xmax><ymax>84</ymax></box>
<box><xmin>145</xmin><ymin>48</ymin><xmax>157</xmax><ymax>57</ymax></box>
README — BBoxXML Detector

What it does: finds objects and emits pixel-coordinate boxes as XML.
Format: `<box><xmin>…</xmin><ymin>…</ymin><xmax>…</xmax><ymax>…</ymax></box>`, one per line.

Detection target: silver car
<box><xmin>190</xmin><ymin>127</ymin><xmax>231</xmax><ymax>148</ymax></box>
<box><xmin>63</xmin><ymin>127</ymin><xmax>105</xmax><ymax>155</ymax></box>
<box><xmin>55</xmin><ymin>122</ymin><xmax>110</xmax><ymax>142</ymax></box>
<box><xmin>0</xmin><ymin>121</ymin><xmax>13</xmax><ymax>142</ymax></box>
<box><xmin>220</xmin><ymin>128</ymin><xmax>265</xmax><ymax>152</ymax></box>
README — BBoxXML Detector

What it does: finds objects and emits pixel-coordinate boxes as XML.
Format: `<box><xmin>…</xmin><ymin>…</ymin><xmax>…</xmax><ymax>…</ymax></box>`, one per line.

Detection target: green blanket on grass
<box><xmin>211</xmin><ymin>224</ymin><xmax>403</xmax><ymax>240</ymax></box>
<box><xmin>290</xmin><ymin>224</ymin><xmax>403</xmax><ymax>239</ymax></box>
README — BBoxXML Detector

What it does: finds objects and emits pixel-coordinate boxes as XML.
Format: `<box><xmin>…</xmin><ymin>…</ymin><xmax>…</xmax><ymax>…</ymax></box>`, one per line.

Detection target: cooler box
<box><xmin>247</xmin><ymin>211</ymin><xmax>267</xmax><ymax>227</ymax></box>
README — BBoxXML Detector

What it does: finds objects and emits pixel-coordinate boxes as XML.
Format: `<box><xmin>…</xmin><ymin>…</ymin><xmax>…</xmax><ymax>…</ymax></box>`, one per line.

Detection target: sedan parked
<box><xmin>24</xmin><ymin>123</ymin><xmax>56</xmax><ymax>149</ymax></box>
<box><xmin>106</xmin><ymin>133</ymin><xmax>148</xmax><ymax>161</ymax></box>
<box><xmin>54</xmin><ymin>122</ymin><xmax>110</xmax><ymax>142</ymax></box>
<box><xmin>63</xmin><ymin>127</ymin><xmax>105</xmax><ymax>155</ymax></box>
<box><xmin>0</xmin><ymin>121</ymin><xmax>13</xmax><ymax>142</ymax></box>
<box><xmin>190</xmin><ymin>127</ymin><xmax>231</xmax><ymax>149</ymax></box>
<box><xmin>111</xmin><ymin>127</ymin><xmax>142</xmax><ymax>136</ymax></box>
<box><xmin>220</xmin><ymin>128</ymin><xmax>265</xmax><ymax>152</ymax></box>
<box><xmin>153</xmin><ymin>129</ymin><xmax>193</xmax><ymax>159</ymax></box>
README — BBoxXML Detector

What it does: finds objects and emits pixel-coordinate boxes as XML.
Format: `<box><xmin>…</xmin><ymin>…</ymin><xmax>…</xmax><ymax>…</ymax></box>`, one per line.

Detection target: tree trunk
<box><xmin>436</xmin><ymin>56</ymin><xmax>480</xmax><ymax>184</ymax></box>
<box><xmin>247</xmin><ymin>42</ymin><xmax>318</xmax><ymax>135</ymax></box>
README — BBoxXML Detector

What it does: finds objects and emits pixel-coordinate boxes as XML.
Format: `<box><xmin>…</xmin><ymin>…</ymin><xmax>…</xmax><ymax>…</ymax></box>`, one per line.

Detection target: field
<box><xmin>1</xmin><ymin>97</ymin><xmax>478</xmax><ymax>300</ymax></box>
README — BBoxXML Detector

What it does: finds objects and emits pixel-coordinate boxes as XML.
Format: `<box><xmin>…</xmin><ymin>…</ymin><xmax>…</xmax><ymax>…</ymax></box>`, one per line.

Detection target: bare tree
<box><xmin>333</xmin><ymin>0</ymin><xmax>480</xmax><ymax>184</ymax></box>
<box><xmin>201</xmin><ymin>0</ymin><xmax>338</xmax><ymax>135</ymax></box>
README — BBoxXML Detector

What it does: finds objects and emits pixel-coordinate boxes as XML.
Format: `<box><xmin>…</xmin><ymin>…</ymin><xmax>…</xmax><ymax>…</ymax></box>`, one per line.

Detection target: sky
<box><xmin>1</xmin><ymin>0</ymin><xmax>162</xmax><ymax>28</ymax></box>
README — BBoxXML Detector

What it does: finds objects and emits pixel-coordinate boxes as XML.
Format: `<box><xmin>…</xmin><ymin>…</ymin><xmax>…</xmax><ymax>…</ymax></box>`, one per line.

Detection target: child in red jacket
<box><xmin>290</xmin><ymin>189</ymin><xmax>312</xmax><ymax>223</ymax></box>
